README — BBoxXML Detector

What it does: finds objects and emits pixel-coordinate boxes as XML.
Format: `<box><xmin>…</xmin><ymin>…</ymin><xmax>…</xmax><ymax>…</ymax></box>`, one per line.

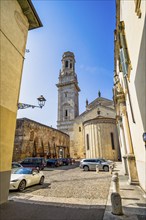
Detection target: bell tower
<box><xmin>56</xmin><ymin>51</ymin><xmax>80</xmax><ymax>134</ymax></box>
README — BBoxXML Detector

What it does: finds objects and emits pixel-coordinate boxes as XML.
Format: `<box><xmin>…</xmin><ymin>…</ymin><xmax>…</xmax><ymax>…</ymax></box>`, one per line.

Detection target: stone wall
<box><xmin>13</xmin><ymin>118</ymin><xmax>70</xmax><ymax>161</ymax></box>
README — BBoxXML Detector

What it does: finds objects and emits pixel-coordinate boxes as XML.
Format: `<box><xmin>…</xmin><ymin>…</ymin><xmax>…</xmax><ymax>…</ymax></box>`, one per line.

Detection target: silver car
<box><xmin>79</xmin><ymin>158</ymin><xmax>114</xmax><ymax>172</ymax></box>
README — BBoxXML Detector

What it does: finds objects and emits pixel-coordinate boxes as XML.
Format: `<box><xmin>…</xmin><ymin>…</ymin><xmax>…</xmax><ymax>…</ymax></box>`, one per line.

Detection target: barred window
<box><xmin>65</xmin><ymin>110</ymin><xmax>68</xmax><ymax>119</ymax></box>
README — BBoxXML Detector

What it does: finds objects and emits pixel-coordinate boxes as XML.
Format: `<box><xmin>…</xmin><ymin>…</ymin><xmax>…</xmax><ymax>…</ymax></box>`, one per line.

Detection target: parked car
<box><xmin>57</xmin><ymin>158</ymin><xmax>63</xmax><ymax>166</ymax></box>
<box><xmin>60</xmin><ymin>158</ymin><xmax>69</xmax><ymax>166</ymax></box>
<box><xmin>10</xmin><ymin>167</ymin><xmax>45</xmax><ymax>191</ymax></box>
<box><xmin>67</xmin><ymin>158</ymin><xmax>75</xmax><ymax>165</ymax></box>
<box><xmin>12</xmin><ymin>162</ymin><xmax>23</xmax><ymax>169</ymax></box>
<box><xmin>46</xmin><ymin>159</ymin><xmax>59</xmax><ymax>167</ymax></box>
<box><xmin>79</xmin><ymin>158</ymin><xmax>114</xmax><ymax>172</ymax></box>
<box><xmin>20</xmin><ymin>157</ymin><xmax>47</xmax><ymax>170</ymax></box>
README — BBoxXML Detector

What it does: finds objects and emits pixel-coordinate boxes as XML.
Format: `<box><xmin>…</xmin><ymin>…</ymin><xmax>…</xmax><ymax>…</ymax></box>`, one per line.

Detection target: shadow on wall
<box><xmin>135</xmin><ymin>14</ymin><xmax>146</xmax><ymax>130</ymax></box>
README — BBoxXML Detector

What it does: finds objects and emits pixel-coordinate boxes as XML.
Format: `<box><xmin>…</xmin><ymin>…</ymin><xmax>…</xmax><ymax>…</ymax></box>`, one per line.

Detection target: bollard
<box><xmin>111</xmin><ymin>192</ymin><xmax>123</xmax><ymax>215</ymax></box>
<box><xmin>112</xmin><ymin>172</ymin><xmax>120</xmax><ymax>193</ymax></box>
<box><xmin>109</xmin><ymin>165</ymin><xmax>112</xmax><ymax>174</ymax></box>
<box><xmin>96</xmin><ymin>165</ymin><xmax>99</xmax><ymax>173</ymax></box>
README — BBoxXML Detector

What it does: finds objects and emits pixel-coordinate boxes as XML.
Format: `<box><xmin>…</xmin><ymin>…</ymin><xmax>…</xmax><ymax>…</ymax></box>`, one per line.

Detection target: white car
<box><xmin>10</xmin><ymin>167</ymin><xmax>45</xmax><ymax>191</ymax></box>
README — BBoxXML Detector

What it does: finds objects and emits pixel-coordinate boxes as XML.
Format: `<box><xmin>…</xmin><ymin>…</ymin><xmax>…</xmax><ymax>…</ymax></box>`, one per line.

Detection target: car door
<box><xmin>23</xmin><ymin>169</ymin><xmax>35</xmax><ymax>187</ymax></box>
<box><xmin>31</xmin><ymin>169</ymin><xmax>40</xmax><ymax>185</ymax></box>
<box><xmin>88</xmin><ymin>159</ymin><xmax>97</xmax><ymax>170</ymax></box>
<box><xmin>95</xmin><ymin>159</ymin><xmax>102</xmax><ymax>170</ymax></box>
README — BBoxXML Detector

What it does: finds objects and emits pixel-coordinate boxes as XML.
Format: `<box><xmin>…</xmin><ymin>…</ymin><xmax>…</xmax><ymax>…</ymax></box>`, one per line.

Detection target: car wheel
<box><xmin>39</xmin><ymin>176</ymin><xmax>44</xmax><ymax>185</ymax></box>
<box><xmin>18</xmin><ymin>180</ymin><xmax>26</xmax><ymax>192</ymax></box>
<box><xmin>103</xmin><ymin>166</ymin><xmax>109</xmax><ymax>172</ymax></box>
<box><xmin>83</xmin><ymin>166</ymin><xmax>89</xmax><ymax>171</ymax></box>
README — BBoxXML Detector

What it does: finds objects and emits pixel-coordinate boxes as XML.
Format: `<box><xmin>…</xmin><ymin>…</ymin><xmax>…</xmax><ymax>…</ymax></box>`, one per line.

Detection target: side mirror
<box><xmin>36</xmin><ymin>167</ymin><xmax>40</xmax><ymax>171</ymax></box>
<box><xmin>32</xmin><ymin>170</ymin><xmax>38</xmax><ymax>175</ymax></box>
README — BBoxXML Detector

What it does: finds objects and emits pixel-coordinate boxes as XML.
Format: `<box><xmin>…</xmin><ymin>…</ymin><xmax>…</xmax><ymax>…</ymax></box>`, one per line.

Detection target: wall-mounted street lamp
<box><xmin>142</xmin><ymin>132</ymin><xmax>146</xmax><ymax>148</ymax></box>
<box><xmin>18</xmin><ymin>95</ymin><xmax>46</xmax><ymax>110</ymax></box>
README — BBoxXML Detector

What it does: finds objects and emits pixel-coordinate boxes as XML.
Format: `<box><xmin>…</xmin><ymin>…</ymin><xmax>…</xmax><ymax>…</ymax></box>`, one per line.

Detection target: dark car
<box><xmin>12</xmin><ymin>162</ymin><xmax>23</xmax><ymax>169</ymax></box>
<box><xmin>46</xmin><ymin>159</ymin><xmax>59</xmax><ymax>167</ymax></box>
<box><xmin>20</xmin><ymin>157</ymin><xmax>47</xmax><ymax>170</ymax></box>
<box><xmin>61</xmin><ymin>158</ymin><xmax>69</xmax><ymax>165</ymax></box>
<box><xmin>57</xmin><ymin>158</ymin><xmax>63</xmax><ymax>166</ymax></box>
<box><xmin>68</xmin><ymin>158</ymin><xmax>75</xmax><ymax>165</ymax></box>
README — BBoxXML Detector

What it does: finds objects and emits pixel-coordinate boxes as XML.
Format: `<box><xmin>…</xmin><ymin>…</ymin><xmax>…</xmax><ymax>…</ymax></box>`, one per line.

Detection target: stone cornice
<box><xmin>56</xmin><ymin>81</ymin><xmax>80</xmax><ymax>92</ymax></box>
<box><xmin>83</xmin><ymin>117</ymin><xmax>116</xmax><ymax>126</ymax></box>
<box><xmin>17</xmin><ymin>0</ymin><xmax>43</xmax><ymax>30</ymax></box>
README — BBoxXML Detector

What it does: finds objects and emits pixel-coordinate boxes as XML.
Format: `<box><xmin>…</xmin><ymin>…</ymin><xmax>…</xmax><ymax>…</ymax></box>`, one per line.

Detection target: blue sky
<box><xmin>17</xmin><ymin>0</ymin><xmax>115</xmax><ymax>128</ymax></box>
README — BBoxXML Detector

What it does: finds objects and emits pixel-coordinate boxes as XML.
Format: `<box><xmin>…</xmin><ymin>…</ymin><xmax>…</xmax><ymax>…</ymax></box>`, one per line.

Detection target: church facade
<box><xmin>57</xmin><ymin>51</ymin><xmax>120</xmax><ymax>161</ymax></box>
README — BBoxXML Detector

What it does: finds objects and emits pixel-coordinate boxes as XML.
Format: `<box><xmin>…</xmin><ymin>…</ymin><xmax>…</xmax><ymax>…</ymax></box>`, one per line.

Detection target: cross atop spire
<box><xmin>98</xmin><ymin>90</ymin><xmax>101</xmax><ymax>97</ymax></box>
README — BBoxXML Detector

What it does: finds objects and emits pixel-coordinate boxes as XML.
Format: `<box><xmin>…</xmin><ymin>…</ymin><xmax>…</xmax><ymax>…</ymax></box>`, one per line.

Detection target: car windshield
<box><xmin>12</xmin><ymin>168</ymin><xmax>32</xmax><ymax>174</ymax></box>
<box><xmin>99</xmin><ymin>159</ymin><xmax>107</xmax><ymax>162</ymax></box>
<box><xmin>12</xmin><ymin>163</ymin><xmax>21</xmax><ymax>168</ymax></box>
<box><xmin>47</xmin><ymin>159</ymin><xmax>56</xmax><ymax>161</ymax></box>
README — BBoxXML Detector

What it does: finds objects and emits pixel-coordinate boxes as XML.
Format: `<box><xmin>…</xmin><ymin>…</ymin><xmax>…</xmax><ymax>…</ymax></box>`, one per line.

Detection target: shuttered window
<box><xmin>134</xmin><ymin>0</ymin><xmax>141</xmax><ymax>18</ymax></box>
<box><xmin>119</xmin><ymin>21</ymin><xmax>132</xmax><ymax>79</ymax></box>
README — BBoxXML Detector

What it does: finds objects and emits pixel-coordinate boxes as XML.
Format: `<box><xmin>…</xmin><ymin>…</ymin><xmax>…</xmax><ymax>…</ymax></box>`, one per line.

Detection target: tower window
<box><xmin>64</xmin><ymin>92</ymin><xmax>67</xmax><ymax>98</ymax></box>
<box><xmin>65</xmin><ymin>110</ymin><xmax>68</xmax><ymax>119</ymax></box>
<box><xmin>65</xmin><ymin>61</ymin><xmax>68</xmax><ymax>68</ymax></box>
<box><xmin>86</xmin><ymin>134</ymin><xmax>90</xmax><ymax>150</ymax></box>
<box><xmin>110</xmin><ymin>132</ymin><xmax>115</xmax><ymax>150</ymax></box>
<box><xmin>70</xmin><ymin>63</ymin><xmax>72</xmax><ymax>68</ymax></box>
<box><xmin>79</xmin><ymin>127</ymin><xmax>81</xmax><ymax>132</ymax></box>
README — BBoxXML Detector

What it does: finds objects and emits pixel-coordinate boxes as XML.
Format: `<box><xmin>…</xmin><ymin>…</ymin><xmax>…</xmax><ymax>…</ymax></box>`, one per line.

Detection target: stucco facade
<box><xmin>0</xmin><ymin>0</ymin><xmax>42</xmax><ymax>204</ymax></box>
<box><xmin>113</xmin><ymin>0</ymin><xmax>146</xmax><ymax>192</ymax></box>
<box><xmin>13</xmin><ymin>118</ymin><xmax>70</xmax><ymax>161</ymax></box>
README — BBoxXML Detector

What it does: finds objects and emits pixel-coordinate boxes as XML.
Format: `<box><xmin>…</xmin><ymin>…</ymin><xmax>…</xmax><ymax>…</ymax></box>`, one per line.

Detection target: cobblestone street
<box><xmin>6</xmin><ymin>163</ymin><xmax>112</xmax><ymax>220</ymax></box>
<box><xmin>9</xmin><ymin>163</ymin><xmax>111</xmax><ymax>206</ymax></box>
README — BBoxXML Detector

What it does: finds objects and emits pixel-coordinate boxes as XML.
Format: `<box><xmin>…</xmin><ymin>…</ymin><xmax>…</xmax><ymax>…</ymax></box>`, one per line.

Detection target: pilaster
<box><xmin>127</xmin><ymin>154</ymin><xmax>139</xmax><ymax>185</ymax></box>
